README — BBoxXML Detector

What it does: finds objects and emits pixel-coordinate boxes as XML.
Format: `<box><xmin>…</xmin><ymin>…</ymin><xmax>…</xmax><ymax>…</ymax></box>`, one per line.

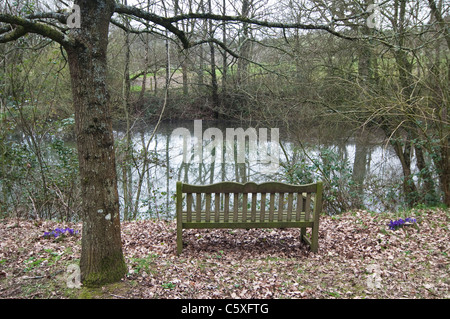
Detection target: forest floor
<box><xmin>0</xmin><ymin>207</ymin><xmax>449</xmax><ymax>300</ymax></box>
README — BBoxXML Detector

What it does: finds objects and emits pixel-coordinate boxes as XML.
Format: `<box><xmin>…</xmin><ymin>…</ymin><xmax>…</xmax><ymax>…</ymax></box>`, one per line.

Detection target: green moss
<box><xmin>78</xmin><ymin>289</ymin><xmax>94</xmax><ymax>299</ymax></box>
<box><xmin>82</xmin><ymin>251</ymin><xmax>127</xmax><ymax>288</ymax></box>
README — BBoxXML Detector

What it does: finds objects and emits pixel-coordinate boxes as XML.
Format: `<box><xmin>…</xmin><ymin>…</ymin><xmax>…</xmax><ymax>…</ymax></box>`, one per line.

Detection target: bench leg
<box><xmin>310</xmin><ymin>223</ymin><xmax>319</xmax><ymax>253</ymax></box>
<box><xmin>176</xmin><ymin>182</ymin><xmax>183</xmax><ymax>255</ymax></box>
<box><xmin>300</xmin><ymin>226</ymin><xmax>318</xmax><ymax>252</ymax></box>
<box><xmin>177</xmin><ymin>226</ymin><xmax>183</xmax><ymax>255</ymax></box>
<box><xmin>300</xmin><ymin>227</ymin><xmax>306</xmax><ymax>243</ymax></box>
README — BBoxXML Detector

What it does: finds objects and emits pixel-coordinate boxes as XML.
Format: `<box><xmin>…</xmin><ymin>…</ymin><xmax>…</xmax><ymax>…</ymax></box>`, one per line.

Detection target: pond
<box><xmin>114</xmin><ymin>119</ymin><xmax>408</xmax><ymax>219</ymax></box>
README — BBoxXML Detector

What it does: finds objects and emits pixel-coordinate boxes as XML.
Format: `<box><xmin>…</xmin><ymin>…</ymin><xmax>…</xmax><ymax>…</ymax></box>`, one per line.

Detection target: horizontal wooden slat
<box><xmin>182</xmin><ymin>221</ymin><xmax>315</xmax><ymax>229</ymax></box>
<box><xmin>181</xmin><ymin>181</ymin><xmax>318</xmax><ymax>194</ymax></box>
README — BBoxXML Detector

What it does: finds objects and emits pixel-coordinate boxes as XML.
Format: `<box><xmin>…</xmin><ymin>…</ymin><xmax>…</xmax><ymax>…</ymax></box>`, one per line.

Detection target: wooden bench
<box><xmin>176</xmin><ymin>181</ymin><xmax>323</xmax><ymax>255</ymax></box>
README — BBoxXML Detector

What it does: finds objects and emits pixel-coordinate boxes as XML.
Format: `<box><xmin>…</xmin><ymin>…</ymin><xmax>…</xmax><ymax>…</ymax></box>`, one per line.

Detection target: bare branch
<box><xmin>114</xmin><ymin>3</ymin><xmax>190</xmax><ymax>48</ymax></box>
<box><xmin>164</xmin><ymin>12</ymin><xmax>358</xmax><ymax>41</ymax></box>
<box><xmin>113</xmin><ymin>2</ymin><xmax>358</xmax><ymax>53</ymax></box>
<box><xmin>26</xmin><ymin>12</ymin><xmax>68</xmax><ymax>24</ymax></box>
<box><xmin>0</xmin><ymin>13</ymin><xmax>73</xmax><ymax>46</ymax></box>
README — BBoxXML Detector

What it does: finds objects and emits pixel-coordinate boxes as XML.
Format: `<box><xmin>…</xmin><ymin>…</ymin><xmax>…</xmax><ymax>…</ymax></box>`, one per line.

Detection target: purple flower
<box><xmin>388</xmin><ymin>217</ymin><xmax>417</xmax><ymax>230</ymax></box>
<box><xmin>42</xmin><ymin>227</ymin><xmax>78</xmax><ymax>239</ymax></box>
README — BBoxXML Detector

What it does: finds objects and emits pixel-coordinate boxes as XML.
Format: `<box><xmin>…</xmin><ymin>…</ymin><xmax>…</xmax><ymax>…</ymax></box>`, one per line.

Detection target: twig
<box><xmin>22</xmin><ymin>275</ymin><xmax>44</xmax><ymax>280</ymax></box>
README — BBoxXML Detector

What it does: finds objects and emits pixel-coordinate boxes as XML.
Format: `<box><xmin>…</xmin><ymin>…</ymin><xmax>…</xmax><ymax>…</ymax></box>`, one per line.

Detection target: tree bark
<box><xmin>428</xmin><ymin>0</ymin><xmax>450</xmax><ymax>206</ymax></box>
<box><xmin>66</xmin><ymin>0</ymin><xmax>127</xmax><ymax>286</ymax></box>
<box><xmin>439</xmin><ymin>146</ymin><xmax>450</xmax><ymax>207</ymax></box>
<box><xmin>221</xmin><ymin>0</ymin><xmax>227</xmax><ymax>94</ymax></box>
<box><xmin>122</xmin><ymin>1</ymin><xmax>132</xmax><ymax>221</ymax></box>
<box><xmin>391</xmin><ymin>132</ymin><xmax>418</xmax><ymax>207</ymax></box>
<box><xmin>352</xmin><ymin>133</ymin><xmax>369</xmax><ymax>208</ymax></box>
<box><xmin>237</xmin><ymin>0</ymin><xmax>250</xmax><ymax>86</ymax></box>
<box><xmin>208</xmin><ymin>0</ymin><xmax>219</xmax><ymax>117</ymax></box>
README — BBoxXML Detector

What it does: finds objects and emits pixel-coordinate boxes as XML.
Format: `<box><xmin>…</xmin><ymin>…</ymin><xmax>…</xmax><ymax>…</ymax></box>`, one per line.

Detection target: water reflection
<box><xmin>114</xmin><ymin>120</ymin><xmax>405</xmax><ymax>219</ymax></box>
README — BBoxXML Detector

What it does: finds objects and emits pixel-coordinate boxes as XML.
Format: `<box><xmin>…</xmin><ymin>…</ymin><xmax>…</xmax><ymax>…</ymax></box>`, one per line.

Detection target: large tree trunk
<box><xmin>66</xmin><ymin>0</ymin><xmax>127</xmax><ymax>287</ymax></box>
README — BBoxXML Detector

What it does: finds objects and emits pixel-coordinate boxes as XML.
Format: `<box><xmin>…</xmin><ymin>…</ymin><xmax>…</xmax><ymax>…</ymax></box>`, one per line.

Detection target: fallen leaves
<box><xmin>0</xmin><ymin>207</ymin><xmax>449</xmax><ymax>299</ymax></box>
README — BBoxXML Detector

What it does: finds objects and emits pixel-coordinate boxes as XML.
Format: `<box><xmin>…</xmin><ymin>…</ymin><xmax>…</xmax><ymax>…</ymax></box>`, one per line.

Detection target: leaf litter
<box><xmin>0</xmin><ymin>208</ymin><xmax>449</xmax><ymax>299</ymax></box>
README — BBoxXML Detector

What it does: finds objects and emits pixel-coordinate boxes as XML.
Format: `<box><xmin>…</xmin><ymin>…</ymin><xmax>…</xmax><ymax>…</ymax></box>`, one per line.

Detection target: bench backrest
<box><xmin>176</xmin><ymin>181</ymin><xmax>323</xmax><ymax>224</ymax></box>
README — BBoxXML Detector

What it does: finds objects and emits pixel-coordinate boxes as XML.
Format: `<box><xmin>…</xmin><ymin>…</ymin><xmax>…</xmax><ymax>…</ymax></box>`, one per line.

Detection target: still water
<box><xmin>114</xmin><ymin>120</ymin><xmax>407</xmax><ymax>219</ymax></box>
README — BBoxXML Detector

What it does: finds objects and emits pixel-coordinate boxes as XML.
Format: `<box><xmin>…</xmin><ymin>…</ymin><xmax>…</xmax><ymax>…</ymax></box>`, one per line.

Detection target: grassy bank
<box><xmin>0</xmin><ymin>207</ymin><xmax>449</xmax><ymax>299</ymax></box>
